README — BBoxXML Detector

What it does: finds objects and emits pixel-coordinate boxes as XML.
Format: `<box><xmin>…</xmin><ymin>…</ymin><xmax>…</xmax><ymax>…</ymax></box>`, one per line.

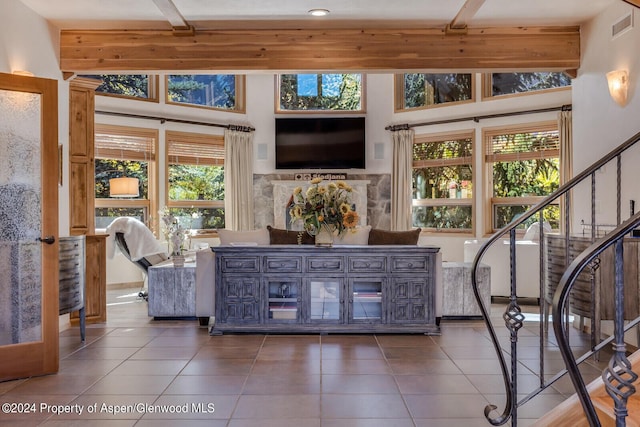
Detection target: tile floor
<box><xmin>0</xmin><ymin>285</ymin><xmax>611</xmax><ymax>426</ymax></box>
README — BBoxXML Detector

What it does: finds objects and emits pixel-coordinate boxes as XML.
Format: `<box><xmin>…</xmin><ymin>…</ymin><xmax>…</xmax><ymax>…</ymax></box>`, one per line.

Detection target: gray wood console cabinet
<box><xmin>213</xmin><ymin>245</ymin><xmax>441</xmax><ymax>335</ymax></box>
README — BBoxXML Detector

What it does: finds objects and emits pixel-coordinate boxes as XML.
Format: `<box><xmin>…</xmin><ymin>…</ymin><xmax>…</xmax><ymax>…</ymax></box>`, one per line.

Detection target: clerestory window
<box><xmin>277</xmin><ymin>73</ymin><xmax>364</xmax><ymax>112</ymax></box>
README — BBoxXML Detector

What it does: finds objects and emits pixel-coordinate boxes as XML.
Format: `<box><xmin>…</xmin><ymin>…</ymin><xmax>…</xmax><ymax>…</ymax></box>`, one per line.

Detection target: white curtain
<box><xmin>224</xmin><ymin>129</ymin><xmax>254</xmax><ymax>231</ymax></box>
<box><xmin>559</xmin><ymin>109</ymin><xmax>573</xmax><ymax>185</ymax></box>
<box><xmin>558</xmin><ymin>109</ymin><xmax>573</xmax><ymax>232</ymax></box>
<box><xmin>391</xmin><ymin>128</ymin><xmax>414</xmax><ymax>231</ymax></box>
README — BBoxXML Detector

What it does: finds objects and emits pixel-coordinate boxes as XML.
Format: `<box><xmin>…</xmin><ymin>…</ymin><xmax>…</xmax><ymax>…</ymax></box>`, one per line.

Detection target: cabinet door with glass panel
<box><xmin>306</xmin><ymin>277</ymin><xmax>344</xmax><ymax>324</ymax></box>
<box><xmin>264</xmin><ymin>277</ymin><xmax>302</xmax><ymax>323</ymax></box>
<box><xmin>347</xmin><ymin>277</ymin><xmax>385</xmax><ymax>324</ymax></box>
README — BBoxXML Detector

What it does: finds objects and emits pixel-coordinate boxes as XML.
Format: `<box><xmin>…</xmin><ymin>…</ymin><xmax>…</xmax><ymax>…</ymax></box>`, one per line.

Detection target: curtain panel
<box><xmin>224</xmin><ymin>129</ymin><xmax>254</xmax><ymax>231</ymax></box>
<box><xmin>391</xmin><ymin>128</ymin><xmax>414</xmax><ymax>231</ymax></box>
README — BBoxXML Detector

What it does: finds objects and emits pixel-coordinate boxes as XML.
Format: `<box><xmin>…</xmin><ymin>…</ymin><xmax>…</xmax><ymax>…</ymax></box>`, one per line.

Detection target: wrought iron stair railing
<box><xmin>553</xmin><ymin>212</ymin><xmax>640</xmax><ymax>426</ymax></box>
<box><xmin>471</xmin><ymin>129</ymin><xmax>640</xmax><ymax>426</ymax></box>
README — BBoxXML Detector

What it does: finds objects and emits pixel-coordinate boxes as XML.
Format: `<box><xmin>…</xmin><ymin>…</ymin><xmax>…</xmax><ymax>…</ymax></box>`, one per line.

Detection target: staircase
<box><xmin>471</xmin><ymin>129</ymin><xmax>640</xmax><ymax>426</ymax></box>
<box><xmin>533</xmin><ymin>350</ymin><xmax>640</xmax><ymax>426</ymax></box>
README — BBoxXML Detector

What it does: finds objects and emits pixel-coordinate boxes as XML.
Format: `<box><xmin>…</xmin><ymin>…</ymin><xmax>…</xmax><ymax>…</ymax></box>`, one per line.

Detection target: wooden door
<box><xmin>0</xmin><ymin>72</ymin><xmax>59</xmax><ymax>381</ymax></box>
<box><xmin>71</xmin><ymin>234</ymin><xmax>107</xmax><ymax>324</ymax></box>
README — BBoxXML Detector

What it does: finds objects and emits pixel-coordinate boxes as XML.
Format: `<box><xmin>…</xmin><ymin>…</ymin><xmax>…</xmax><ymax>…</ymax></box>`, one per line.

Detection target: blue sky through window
<box><xmin>297</xmin><ymin>74</ymin><xmax>318</xmax><ymax>96</ymax></box>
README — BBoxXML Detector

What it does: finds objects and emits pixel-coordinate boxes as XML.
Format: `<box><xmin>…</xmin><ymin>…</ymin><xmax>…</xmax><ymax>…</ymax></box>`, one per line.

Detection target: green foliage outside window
<box><xmin>490</xmin><ymin>72</ymin><xmax>571</xmax><ymax>97</ymax></box>
<box><xmin>413</xmin><ymin>206</ymin><xmax>473</xmax><ymax>230</ymax></box>
<box><xmin>168</xmin><ymin>164</ymin><xmax>225</xmax><ymax>230</ymax></box>
<box><xmin>279</xmin><ymin>73</ymin><xmax>362</xmax><ymax>111</ymax></box>
<box><xmin>402</xmin><ymin>73</ymin><xmax>472</xmax><ymax>110</ymax></box>
<box><xmin>494</xmin><ymin>205</ymin><xmax>560</xmax><ymax>230</ymax></box>
<box><xmin>168</xmin><ymin>207</ymin><xmax>225</xmax><ymax>231</ymax></box>
<box><xmin>167</xmin><ymin>75</ymin><xmax>237</xmax><ymax>110</ymax></box>
<box><xmin>168</xmin><ymin>164</ymin><xmax>224</xmax><ymax>201</ymax></box>
<box><xmin>493</xmin><ymin>159</ymin><xmax>559</xmax><ymax>198</ymax></box>
<box><xmin>81</xmin><ymin>75</ymin><xmax>153</xmax><ymax>99</ymax></box>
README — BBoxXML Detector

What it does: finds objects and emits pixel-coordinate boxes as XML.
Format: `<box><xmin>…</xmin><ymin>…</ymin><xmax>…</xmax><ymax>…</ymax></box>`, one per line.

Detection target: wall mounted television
<box><xmin>275</xmin><ymin>117</ymin><xmax>366</xmax><ymax>169</ymax></box>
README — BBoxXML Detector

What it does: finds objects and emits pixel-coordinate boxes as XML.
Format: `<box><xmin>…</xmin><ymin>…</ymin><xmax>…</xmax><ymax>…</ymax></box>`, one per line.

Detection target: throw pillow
<box><xmin>333</xmin><ymin>225</ymin><xmax>372</xmax><ymax>245</ymax></box>
<box><xmin>217</xmin><ymin>228</ymin><xmax>270</xmax><ymax>246</ymax></box>
<box><xmin>368</xmin><ymin>228</ymin><xmax>422</xmax><ymax>245</ymax></box>
<box><xmin>267</xmin><ymin>225</ymin><xmax>315</xmax><ymax>245</ymax></box>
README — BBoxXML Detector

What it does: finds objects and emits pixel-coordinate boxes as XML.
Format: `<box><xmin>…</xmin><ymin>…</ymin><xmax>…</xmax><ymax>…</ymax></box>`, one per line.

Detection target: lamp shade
<box><xmin>109</xmin><ymin>177</ymin><xmax>139</xmax><ymax>197</ymax></box>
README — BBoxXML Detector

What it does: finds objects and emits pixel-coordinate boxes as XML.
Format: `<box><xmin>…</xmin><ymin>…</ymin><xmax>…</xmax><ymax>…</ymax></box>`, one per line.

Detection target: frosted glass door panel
<box><xmin>0</xmin><ymin>89</ymin><xmax>42</xmax><ymax>345</ymax></box>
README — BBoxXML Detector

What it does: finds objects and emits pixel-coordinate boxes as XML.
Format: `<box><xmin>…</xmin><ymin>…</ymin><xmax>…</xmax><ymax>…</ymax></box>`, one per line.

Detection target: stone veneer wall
<box><xmin>253</xmin><ymin>174</ymin><xmax>391</xmax><ymax>231</ymax></box>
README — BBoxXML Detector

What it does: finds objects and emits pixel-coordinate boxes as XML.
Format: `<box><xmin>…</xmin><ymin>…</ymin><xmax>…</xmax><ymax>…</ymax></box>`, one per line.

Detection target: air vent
<box><xmin>612</xmin><ymin>11</ymin><xmax>634</xmax><ymax>39</ymax></box>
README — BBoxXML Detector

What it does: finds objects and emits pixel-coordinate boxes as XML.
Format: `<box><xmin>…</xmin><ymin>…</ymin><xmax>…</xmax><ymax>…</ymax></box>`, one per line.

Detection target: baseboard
<box><xmin>107</xmin><ymin>281</ymin><xmax>144</xmax><ymax>290</ymax></box>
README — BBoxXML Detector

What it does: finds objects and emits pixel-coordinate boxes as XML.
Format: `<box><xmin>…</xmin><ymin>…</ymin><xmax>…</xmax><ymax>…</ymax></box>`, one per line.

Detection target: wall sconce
<box><xmin>109</xmin><ymin>176</ymin><xmax>139</xmax><ymax>197</ymax></box>
<box><xmin>606</xmin><ymin>69</ymin><xmax>629</xmax><ymax>107</ymax></box>
<box><xmin>12</xmin><ymin>70</ymin><xmax>34</xmax><ymax>77</ymax></box>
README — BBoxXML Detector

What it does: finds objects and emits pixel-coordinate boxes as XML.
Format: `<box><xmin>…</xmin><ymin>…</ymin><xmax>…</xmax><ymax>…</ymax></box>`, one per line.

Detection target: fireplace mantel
<box><xmin>272</xmin><ymin>180</ymin><xmax>370</xmax><ymax>230</ymax></box>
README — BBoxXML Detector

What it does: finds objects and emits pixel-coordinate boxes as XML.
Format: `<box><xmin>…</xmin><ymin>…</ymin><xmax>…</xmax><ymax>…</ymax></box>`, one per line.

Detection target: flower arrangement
<box><xmin>159</xmin><ymin>206</ymin><xmax>188</xmax><ymax>256</ymax></box>
<box><xmin>289</xmin><ymin>178</ymin><xmax>360</xmax><ymax>237</ymax></box>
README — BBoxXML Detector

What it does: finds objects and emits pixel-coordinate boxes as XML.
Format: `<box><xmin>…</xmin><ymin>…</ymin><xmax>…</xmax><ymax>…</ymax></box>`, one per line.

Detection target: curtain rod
<box><xmin>95</xmin><ymin>110</ymin><xmax>255</xmax><ymax>132</ymax></box>
<box><xmin>385</xmin><ymin>104</ymin><xmax>572</xmax><ymax>132</ymax></box>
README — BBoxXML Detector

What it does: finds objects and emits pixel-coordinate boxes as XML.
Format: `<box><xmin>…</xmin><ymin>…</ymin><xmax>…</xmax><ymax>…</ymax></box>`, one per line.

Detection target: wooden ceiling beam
<box><xmin>59</xmin><ymin>26</ymin><xmax>580</xmax><ymax>73</ymax></box>
<box><xmin>449</xmin><ymin>0</ymin><xmax>486</xmax><ymax>30</ymax></box>
<box><xmin>152</xmin><ymin>0</ymin><xmax>189</xmax><ymax>29</ymax></box>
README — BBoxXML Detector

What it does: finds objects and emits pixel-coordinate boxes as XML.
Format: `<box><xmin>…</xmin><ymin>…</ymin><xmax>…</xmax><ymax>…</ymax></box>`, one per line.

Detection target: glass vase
<box><xmin>314</xmin><ymin>223</ymin><xmax>334</xmax><ymax>247</ymax></box>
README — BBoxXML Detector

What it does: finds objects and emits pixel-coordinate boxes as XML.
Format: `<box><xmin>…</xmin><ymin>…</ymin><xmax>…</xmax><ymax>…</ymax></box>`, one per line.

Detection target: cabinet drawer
<box><xmin>220</xmin><ymin>256</ymin><xmax>260</xmax><ymax>273</ymax></box>
<box><xmin>264</xmin><ymin>256</ymin><xmax>302</xmax><ymax>273</ymax></box>
<box><xmin>307</xmin><ymin>256</ymin><xmax>344</xmax><ymax>272</ymax></box>
<box><xmin>348</xmin><ymin>256</ymin><xmax>387</xmax><ymax>273</ymax></box>
<box><xmin>391</xmin><ymin>256</ymin><xmax>430</xmax><ymax>272</ymax></box>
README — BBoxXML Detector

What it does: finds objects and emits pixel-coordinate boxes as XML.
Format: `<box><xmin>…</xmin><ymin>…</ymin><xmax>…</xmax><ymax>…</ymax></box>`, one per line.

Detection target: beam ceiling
<box><xmin>60</xmin><ymin>25</ymin><xmax>580</xmax><ymax>73</ymax></box>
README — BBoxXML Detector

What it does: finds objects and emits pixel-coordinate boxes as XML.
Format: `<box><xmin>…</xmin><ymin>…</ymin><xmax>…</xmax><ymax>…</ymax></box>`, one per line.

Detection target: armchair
<box><xmin>106</xmin><ymin>217</ymin><xmax>168</xmax><ymax>300</ymax></box>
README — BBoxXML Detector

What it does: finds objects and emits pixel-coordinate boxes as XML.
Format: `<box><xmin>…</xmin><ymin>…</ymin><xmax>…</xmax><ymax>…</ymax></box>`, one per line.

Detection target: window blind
<box><xmin>413</xmin><ymin>137</ymin><xmax>472</xmax><ymax>167</ymax></box>
<box><xmin>95</xmin><ymin>126</ymin><xmax>157</xmax><ymax>161</ymax></box>
<box><xmin>485</xmin><ymin>130</ymin><xmax>559</xmax><ymax>162</ymax></box>
<box><xmin>166</xmin><ymin>131</ymin><xmax>224</xmax><ymax>166</ymax></box>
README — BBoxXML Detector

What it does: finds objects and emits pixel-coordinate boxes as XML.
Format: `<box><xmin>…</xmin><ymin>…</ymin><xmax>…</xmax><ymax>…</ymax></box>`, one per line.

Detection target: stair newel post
<box><xmin>504</xmin><ymin>227</ymin><xmax>525</xmax><ymax>425</ymax></box>
<box><xmin>603</xmin><ymin>238</ymin><xmax>638</xmax><ymax>427</ymax></box>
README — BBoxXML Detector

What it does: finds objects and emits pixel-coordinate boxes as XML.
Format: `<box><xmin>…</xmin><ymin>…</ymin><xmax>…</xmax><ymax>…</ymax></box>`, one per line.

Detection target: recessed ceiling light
<box><xmin>308</xmin><ymin>9</ymin><xmax>330</xmax><ymax>17</ymax></box>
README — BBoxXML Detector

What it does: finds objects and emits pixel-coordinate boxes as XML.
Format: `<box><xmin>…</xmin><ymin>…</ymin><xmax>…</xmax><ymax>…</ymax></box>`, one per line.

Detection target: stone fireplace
<box><xmin>253</xmin><ymin>174</ymin><xmax>391</xmax><ymax>231</ymax></box>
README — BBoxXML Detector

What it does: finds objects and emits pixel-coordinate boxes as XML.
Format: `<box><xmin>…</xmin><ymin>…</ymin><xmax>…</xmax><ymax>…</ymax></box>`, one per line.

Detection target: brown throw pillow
<box><xmin>368</xmin><ymin>228</ymin><xmax>421</xmax><ymax>245</ymax></box>
<box><xmin>267</xmin><ymin>225</ymin><xmax>315</xmax><ymax>245</ymax></box>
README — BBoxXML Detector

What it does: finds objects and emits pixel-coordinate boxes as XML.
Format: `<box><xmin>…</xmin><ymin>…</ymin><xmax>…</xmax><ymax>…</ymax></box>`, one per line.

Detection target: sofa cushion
<box><xmin>217</xmin><ymin>228</ymin><xmax>270</xmax><ymax>246</ymax></box>
<box><xmin>368</xmin><ymin>228</ymin><xmax>421</xmax><ymax>245</ymax></box>
<box><xmin>334</xmin><ymin>225</ymin><xmax>372</xmax><ymax>245</ymax></box>
<box><xmin>267</xmin><ymin>225</ymin><xmax>315</xmax><ymax>245</ymax></box>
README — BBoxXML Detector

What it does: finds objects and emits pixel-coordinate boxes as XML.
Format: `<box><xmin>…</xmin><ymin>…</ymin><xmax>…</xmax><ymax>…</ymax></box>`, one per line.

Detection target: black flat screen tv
<box><xmin>275</xmin><ymin>117</ymin><xmax>365</xmax><ymax>169</ymax></box>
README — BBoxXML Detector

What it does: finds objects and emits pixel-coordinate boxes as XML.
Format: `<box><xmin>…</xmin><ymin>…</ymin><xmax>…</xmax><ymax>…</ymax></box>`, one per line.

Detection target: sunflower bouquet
<box><xmin>289</xmin><ymin>178</ymin><xmax>360</xmax><ymax>237</ymax></box>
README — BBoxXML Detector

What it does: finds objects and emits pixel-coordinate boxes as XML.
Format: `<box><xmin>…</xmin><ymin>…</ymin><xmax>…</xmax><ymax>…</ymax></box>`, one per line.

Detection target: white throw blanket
<box><xmin>105</xmin><ymin>217</ymin><xmax>168</xmax><ymax>261</ymax></box>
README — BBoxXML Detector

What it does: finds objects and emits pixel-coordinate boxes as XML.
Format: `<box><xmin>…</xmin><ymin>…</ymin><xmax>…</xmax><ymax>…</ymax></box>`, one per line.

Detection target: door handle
<box><xmin>37</xmin><ymin>236</ymin><xmax>56</xmax><ymax>245</ymax></box>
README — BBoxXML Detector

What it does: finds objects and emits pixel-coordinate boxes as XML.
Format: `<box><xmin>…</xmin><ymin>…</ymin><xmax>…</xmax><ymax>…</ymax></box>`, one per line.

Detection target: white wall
<box><xmin>573</xmin><ymin>3</ymin><xmax>640</xmax><ymax>227</ymax></box>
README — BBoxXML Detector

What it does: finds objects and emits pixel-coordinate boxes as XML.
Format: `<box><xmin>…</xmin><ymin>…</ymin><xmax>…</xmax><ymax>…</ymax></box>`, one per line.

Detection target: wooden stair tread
<box><xmin>592</xmin><ymin>395</ymin><xmax>640</xmax><ymax>427</ymax></box>
<box><xmin>532</xmin><ymin>350</ymin><xmax>640</xmax><ymax>426</ymax></box>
